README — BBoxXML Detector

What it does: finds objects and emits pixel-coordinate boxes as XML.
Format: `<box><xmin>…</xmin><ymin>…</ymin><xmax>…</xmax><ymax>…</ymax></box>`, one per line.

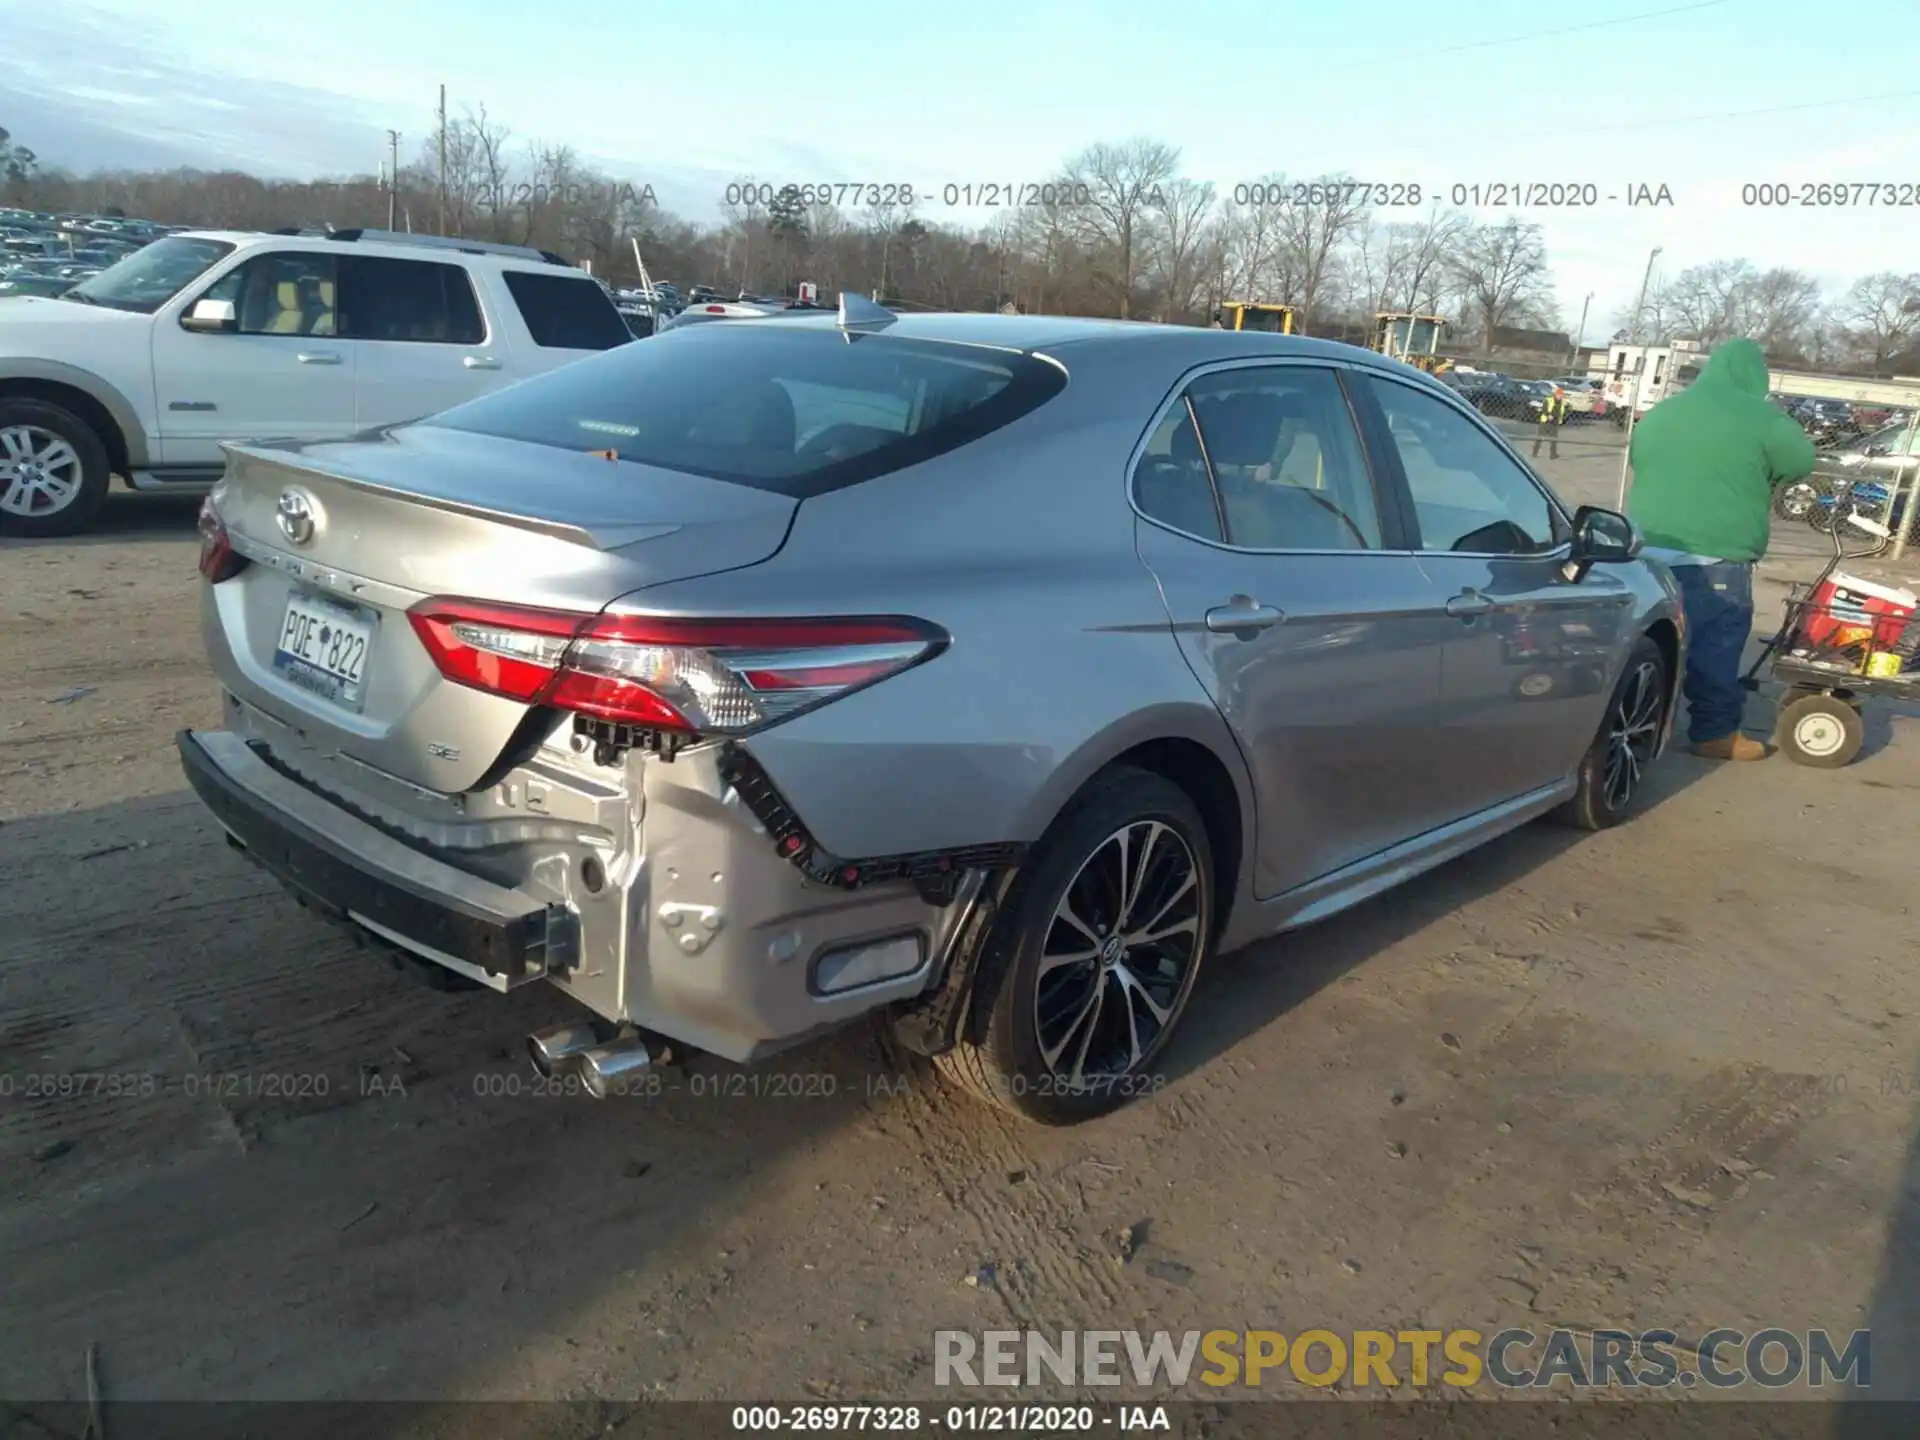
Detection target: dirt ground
<box><xmin>2</xmin><ymin>458</ymin><xmax>1917</xmax><ymax>1425</ymax></box>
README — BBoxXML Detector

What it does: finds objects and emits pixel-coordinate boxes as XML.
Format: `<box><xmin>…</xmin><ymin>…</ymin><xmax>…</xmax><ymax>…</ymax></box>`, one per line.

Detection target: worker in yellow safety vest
<box><xmin>1532</xmin><ymin>386</ymin><xmax>1568</xmax><ymax>460</ymax></box>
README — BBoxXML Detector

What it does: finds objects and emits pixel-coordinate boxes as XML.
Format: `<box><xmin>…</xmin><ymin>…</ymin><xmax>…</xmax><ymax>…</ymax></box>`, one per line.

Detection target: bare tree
<box><xmin>1274</xmin><ymin>174</ymin><xmax>1369</xmax><ymax>330</ymax></box>
<box><xmin>1149</xmin><ymin>178</ymin><xmax>1216</xmax><ymax>323</ymax></box>
<box><xmin>470</xmin><ymin>106</ymin><xmax>514</xmax><ymax>239</ymax></box>
<box><xmin>1375</xmin><ymin>203</ymin><xmax>1470</xmax><ymax>315</ymax></box>
<box><xmin>1063</xmin><ymin>138</ymin><xmax>1180</xmax><ymax>318</ymax></box>
<box><xmin>859</xmin><ymin>191</ymin><xmax>916</xmax><ymax>300</ymax></box>
<box><xmin>1214</xmin><ymin>180</ymin><xmax>1297</xmax><ymax>309</ymax></box>
<box><xmin>719</xmin><ymin>176</ymin><xmax>768</xmax><ymax>292</ymax></box>
<box><xmin>1745</xmin><ymin>267</ymin><xmax>1823</xmax><ymax>360</ymax></box>
<box><xmin>1656</xmin><ymin>259</ymin><xmax>1760</xmax><ymax>347</ymax></box>
<box><xmin>1450</xmin><ymin>217</ymin><xmax>1554</xmax><ymax>351</ymax></box>
<box><xmin>1834</xmin><ymin>271</ymin><xmax>1920</xmax><ymax>373</ymax></box>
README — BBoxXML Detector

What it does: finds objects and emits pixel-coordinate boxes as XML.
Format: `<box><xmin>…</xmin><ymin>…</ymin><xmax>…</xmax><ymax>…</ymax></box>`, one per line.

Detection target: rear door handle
<box><xmin>1446</xmin><ymin>589</ymin><xmax>1495</xmax><ymax>618</ymax></box>
<box><xmin>462</xmin><ymin>356</ymin><xmax>502</xmax><ymax>370</ymax></box>
<box><xmin>296</xmin><ymin>351</ymin><xmax>342</xmax><ymax>365</ymax></box>
<box><xmin>1204</xmin><ymin>600</ymin><xmax>1285</xmax><ymax>635</ymax></box>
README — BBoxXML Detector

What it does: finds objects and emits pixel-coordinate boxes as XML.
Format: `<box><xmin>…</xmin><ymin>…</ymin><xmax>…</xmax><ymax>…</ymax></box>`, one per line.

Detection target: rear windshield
<box><xmin>423</xmin><ymin>324</ymin><xmax>1068</xmax><ymax>498</ymax></box>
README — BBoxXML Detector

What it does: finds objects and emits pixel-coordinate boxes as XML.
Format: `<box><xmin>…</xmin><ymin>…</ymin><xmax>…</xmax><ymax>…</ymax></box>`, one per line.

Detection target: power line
<box><xmin>1587</xmin><ymin>88</ymin><xmax>1920</xmax><ymax>134</ymax></box>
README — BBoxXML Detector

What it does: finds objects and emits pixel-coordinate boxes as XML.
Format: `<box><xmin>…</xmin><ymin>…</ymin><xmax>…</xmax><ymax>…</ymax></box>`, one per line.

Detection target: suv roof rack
<box><xmin>251</xmin><ymin>227</ymin><xmax>569</xmax><ymax>266</ymax></box>
<box><xmin>319</xmin><ymin>229</ymin><xmax>572</xmax><ymax>266</ymax></box>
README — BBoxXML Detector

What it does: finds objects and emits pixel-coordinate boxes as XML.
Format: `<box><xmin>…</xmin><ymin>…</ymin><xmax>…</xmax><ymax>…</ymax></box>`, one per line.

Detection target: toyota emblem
<box><xmin>276</xmin><ymin>488</ymin><xmax>318</xmax><ymax>546</ymax></box>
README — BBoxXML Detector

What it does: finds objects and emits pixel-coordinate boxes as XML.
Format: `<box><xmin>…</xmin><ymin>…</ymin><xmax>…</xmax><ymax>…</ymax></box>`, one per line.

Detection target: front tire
<box><xmin>0</xmin><ymin>399</ymin><xmax>112</xmax><ymax>537</ymax></box>
<box><xmin>1555</xmin><ymin>636</ymin><xmax>1669</xmax><ymax>830</ymax></box>
<box><xmin>935</xmin><ymin>768</ymin><xmax>1213</xmax><ymax>1124</ymax></box>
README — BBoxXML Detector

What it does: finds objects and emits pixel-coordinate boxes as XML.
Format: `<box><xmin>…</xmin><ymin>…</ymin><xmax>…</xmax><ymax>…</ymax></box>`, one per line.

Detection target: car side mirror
<box><xmin>1866</xmin><ymin>445</ymin><xmax>1891</xmax><ymax>458</ymax></box>
<box><xmin>1565</xmin><ymin>505</ymin><xmax>1640</xmax><ymax>582</ymax></box>
<box><xmin>181</xmin><ymin>297</ymin><xmax>237</xmax><ymax>333</ymax></box>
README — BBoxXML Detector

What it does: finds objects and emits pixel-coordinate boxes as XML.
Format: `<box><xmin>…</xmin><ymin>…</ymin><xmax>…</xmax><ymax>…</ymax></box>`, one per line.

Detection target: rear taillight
<box><xmin>196</xmin><ymin>498</ymin><xmax>246</xmax><ymax>582</ymax></box>
<box><xmin>407</xmin><ymin>599</ymin><xmax>946</xmax><ymax>737</ymax></box>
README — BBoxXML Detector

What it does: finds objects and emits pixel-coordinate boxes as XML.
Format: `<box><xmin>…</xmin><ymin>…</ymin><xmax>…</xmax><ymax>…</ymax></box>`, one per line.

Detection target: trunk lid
<box><xmin>204</xmin><ymin>425</ymin><xmax>797</xmax><ymax>792</ymax></box>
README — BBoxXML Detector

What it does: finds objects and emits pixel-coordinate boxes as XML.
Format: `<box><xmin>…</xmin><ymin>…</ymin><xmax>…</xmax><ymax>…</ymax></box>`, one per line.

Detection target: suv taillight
<box><xmin>196</xmin><ymin>498</ymin><xmax>246</xmax><ymax>582</ymax></box>
<box><xmin>406</xmin><ymin>599</ymin><xmax>947</xmax><ymax>737</ymax></box>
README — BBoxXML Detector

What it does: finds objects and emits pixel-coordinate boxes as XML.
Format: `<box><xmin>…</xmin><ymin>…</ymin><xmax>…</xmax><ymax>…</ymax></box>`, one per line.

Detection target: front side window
<box><xmin>200</xmin><ymin>251</ymin><xmax>338</xmax><ymax>337</ymax></box>
<box><xmin>425</xmin><ymin>324</ymin><xmax>1066</xmax><ymax>498</ymax></box>
<box><xmin>1368</xmin><ymin>377</ymin><xmax>1563</xmax><ymax>555</ymax></box>
<box><xmin>65</xmin><ymin>235</ymin><xmax>235</xmax><ymax>314</ymax></box>
<box><xmin>1183</xmin><ymin>365</ymin><xmax>1381</xmax><ymax>551</ymax></box>
<box><xmin>338</xmin><ymin>255</ymin><xmax>484</xmax><ymax>344</ymax></box>
<box><xmin>500</xmin><ymin>270</ymin><xmax>631</xmax><ymax>350</ymax></box>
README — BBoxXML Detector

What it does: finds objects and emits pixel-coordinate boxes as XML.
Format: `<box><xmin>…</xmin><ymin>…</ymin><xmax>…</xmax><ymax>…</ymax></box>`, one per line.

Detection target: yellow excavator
<box><xmin>1221</xmin><ymin>302</ymin><xmax>1297</xmax><ymax>334</ymax></box>
<box><xmin>1372</xmin><ymin>312</ymin><xmax>1451</xmax><ymax>373</ymax></box>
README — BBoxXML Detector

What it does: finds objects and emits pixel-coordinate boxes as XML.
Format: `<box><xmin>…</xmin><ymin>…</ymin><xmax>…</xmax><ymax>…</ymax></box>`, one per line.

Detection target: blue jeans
<box><xmin>1671</xmin><ymin>562</ymin><xmax>1755</xmax><ymax>744</ymax></box>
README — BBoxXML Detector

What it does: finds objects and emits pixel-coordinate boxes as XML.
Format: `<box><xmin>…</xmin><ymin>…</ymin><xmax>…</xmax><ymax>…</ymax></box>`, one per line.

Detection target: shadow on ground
<box><xmin>0</xmin><ymin>789</ymin><xmax>888</xmax><ymax>1414</ymax></box>
<box><xmin>0</xmin><ymin>488</ymin><xmax>201</xmax><ymax>553</ymax></box>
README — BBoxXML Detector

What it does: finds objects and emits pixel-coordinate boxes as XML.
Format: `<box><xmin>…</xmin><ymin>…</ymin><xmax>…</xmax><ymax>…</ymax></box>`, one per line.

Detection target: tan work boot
<box><xmin>1691</xmin><ymin>734</ymin><xmax>1769</xmax><ymax>761</ymax></box>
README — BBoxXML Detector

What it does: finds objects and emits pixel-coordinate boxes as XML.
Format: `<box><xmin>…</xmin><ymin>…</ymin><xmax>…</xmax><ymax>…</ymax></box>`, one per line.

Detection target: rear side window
<box><xmin>501</xmin><ymin>270</ymin><xmax>631</xmax><ymax>350</ymax></box>
<box><xmin>1132</xmin><ymin>404</ymin><xmax>1223</xmax><ymax>542</ymax></box>
<box><xmin>425</xmin><ymin>325</ymin><xmax>1068</xmax><ymax>498</ymax></box>
<box><xmin>339</xmin><ymin>256</ymin><xmax>484</xmax><ymax>344</ymax></box>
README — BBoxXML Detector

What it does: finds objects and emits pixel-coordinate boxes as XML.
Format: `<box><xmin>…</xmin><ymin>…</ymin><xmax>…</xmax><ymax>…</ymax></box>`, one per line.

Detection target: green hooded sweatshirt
<box><xmin>1625</xmin><ymin>337</ymin><xmax>1815</xmax><ymax>562</ymax></box>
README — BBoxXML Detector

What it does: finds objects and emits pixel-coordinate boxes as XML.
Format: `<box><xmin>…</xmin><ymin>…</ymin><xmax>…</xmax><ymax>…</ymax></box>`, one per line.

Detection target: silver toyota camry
<box><xmin>179</xmin><ymin>296</ymin><xmax>1685</xmax><ymax>1124</ymax></box>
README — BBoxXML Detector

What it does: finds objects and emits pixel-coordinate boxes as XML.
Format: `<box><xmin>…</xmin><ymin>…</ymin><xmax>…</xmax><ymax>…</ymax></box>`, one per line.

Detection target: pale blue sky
<box><xmin>3</xmin><ymin>0</ymin><xmax>1917</xmax><ymax>328</ymax></box>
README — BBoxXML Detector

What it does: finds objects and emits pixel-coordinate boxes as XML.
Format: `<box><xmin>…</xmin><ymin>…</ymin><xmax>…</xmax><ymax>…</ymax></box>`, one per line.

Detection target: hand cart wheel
<box><xmin>1774</xmin><ymin>691</ymin><xmax>1863</xmax><ymax>768</ymax></box>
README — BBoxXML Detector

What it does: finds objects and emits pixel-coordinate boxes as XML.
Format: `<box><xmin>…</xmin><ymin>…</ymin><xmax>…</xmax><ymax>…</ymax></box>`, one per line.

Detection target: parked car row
<box><xmin>1438</xmin><ymin>370</ymin><xmax>1605</xmax><ymax>425</ymax></box>
<box><xmin>1779</xmin><ymin>395</ymin><xmax>1913</xmax><ymax>450</ymax></box>
<box><xmin>1773</xmin><ymin>415</ymin><xmax>1920</xmax><ymax>535</ymax></box>
<box><xmin>0</xmin><ymin>207</ymin><xmax>182</xmax><ymax>298</ymax></box>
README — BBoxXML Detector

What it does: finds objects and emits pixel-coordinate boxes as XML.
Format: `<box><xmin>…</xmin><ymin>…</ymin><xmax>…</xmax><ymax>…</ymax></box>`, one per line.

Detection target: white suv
<box><xmin>0</xmin><ymin>228</ymin><xmax>633</xmax><ymax>535</ymax></box>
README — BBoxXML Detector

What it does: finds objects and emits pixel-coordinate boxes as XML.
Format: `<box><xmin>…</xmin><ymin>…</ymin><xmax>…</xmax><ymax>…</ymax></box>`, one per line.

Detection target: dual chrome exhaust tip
<box><xmin>527</xmin><ymin>1021</ymin><xmax>653</xmax><ymax>1099</ymax></box>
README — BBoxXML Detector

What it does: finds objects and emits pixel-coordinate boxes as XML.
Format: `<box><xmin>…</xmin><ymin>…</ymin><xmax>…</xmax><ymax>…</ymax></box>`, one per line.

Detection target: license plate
<box><xmin>273</xmin><ymin>591</ymin><xmax>376</xmax><ymax>710</ymax></box>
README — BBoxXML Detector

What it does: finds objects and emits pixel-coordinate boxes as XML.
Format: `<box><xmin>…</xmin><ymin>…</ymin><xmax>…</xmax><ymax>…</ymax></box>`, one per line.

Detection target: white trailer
<box><xmin>1602</xmin><ymin>339</ymin><xmax>1702</xmax><ymax>416</ymax></box>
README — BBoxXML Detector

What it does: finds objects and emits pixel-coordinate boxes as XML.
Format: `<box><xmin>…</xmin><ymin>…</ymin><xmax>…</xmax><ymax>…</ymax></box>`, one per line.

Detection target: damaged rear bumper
<box><xmin>178</xmin><ymin>728</ymin><xmax>575</xmax><ymax>987</ymax></box>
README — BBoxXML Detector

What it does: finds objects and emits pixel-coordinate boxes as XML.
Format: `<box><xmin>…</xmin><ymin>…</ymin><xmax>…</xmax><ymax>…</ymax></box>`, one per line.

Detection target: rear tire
<box><xmin>0</xmin><ymin>398</ymin><xmax>112</xmax><ymax>537</ymax></box>
<box><xmin>934</xmin><ymin>767</ymin><xmax>1213</xmax><ymax>1124</ymax></box>
<box><xmin>1555</xmin><ymin>636</ymin><xmax>1669</xmax><ymax>830</ymax></box>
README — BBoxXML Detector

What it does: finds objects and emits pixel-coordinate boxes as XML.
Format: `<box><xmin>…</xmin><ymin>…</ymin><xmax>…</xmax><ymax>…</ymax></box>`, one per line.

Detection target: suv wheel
<box><xmin>0</xmin><ymin>398</ymin><xmax>111</xmax><ymax>537</ymax></box>
<box><xmin>935</xmin><ymin>768</ymin><xmax>1212</xmax><ymax>1124</ymax></box>
<box><xmin>1556</xmin><ymin>636</ymin><xmax>1669</xmax><ymax>830</ymax></box>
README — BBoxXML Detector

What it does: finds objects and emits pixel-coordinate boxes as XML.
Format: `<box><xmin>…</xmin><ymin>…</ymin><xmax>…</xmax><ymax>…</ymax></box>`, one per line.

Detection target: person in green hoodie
<box><xmin>1627</xmin><ymin>338</ymin><xmax>1816</xmax><ymax>761</ymax></box>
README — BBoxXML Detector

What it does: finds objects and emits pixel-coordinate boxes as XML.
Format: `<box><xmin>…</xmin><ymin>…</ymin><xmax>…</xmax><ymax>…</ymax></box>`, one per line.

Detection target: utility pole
<box><xmin>1629</xmin><ymin>246</ymin><xmax>1661</xmax><ymax>346</ymax></box>
<box><xmin>1616</xmin><ymin>246</ymin><xmax>1663</xmax><ymax>508</ymax></box>
<box><xmin>385</xmin><ymin>129</ymin><xmax>400</xmax><ymax>231</ymax></box>
<box><xmin>436</xmin><ymin>84</ymin><xmax>448</xmax><ymax>236</ymax></box>
<box><xmin>1571</xmin><ymin>291</ymin><xmax>1593</xmax><ymax>367</ymax></box>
